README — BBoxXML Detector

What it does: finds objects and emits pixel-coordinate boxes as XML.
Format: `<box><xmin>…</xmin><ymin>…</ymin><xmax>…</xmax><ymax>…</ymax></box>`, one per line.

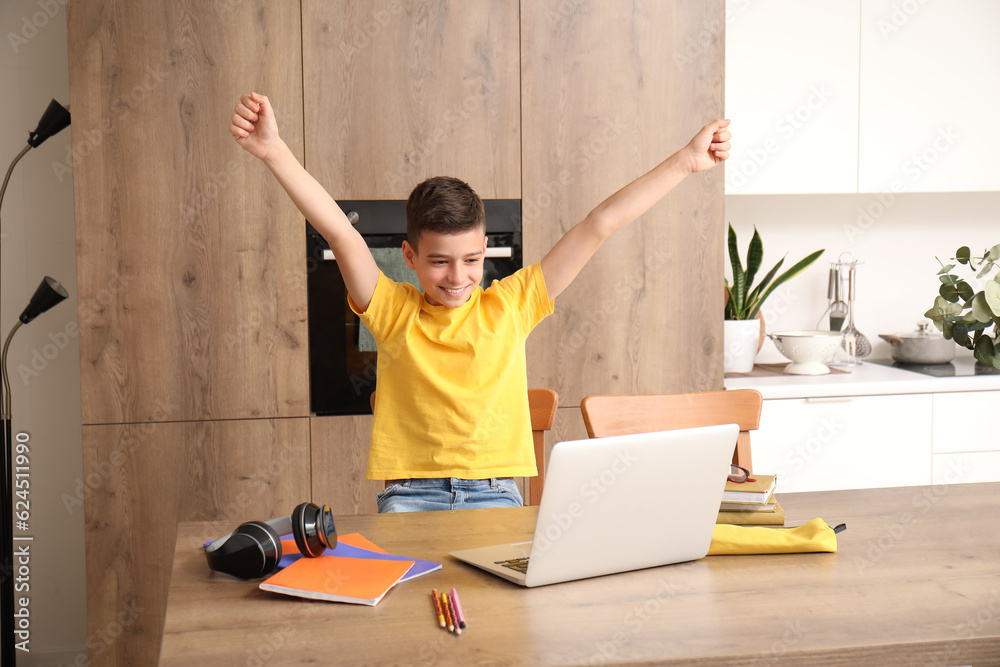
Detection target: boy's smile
<box><xmin>402</xmin><ymin>228</ymin><xmax>488</xmax><ymax>307</ymax></box>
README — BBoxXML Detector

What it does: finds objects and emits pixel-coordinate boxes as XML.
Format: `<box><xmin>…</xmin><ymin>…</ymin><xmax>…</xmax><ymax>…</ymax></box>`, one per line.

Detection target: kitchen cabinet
<box><xmin>931</xmin><ymin>391</ymin><xmax>1000</xmax><ymax>485</ymax></box>
<box><xmin>752</xmin><ymin>394</ymin><xmax>933</xmax><ymax>493</ymax></box>
<box><xmin>729</xmin><ymin>366</ymin><xmax>1000</xmax><ymax>492</ymax></box>
<box><xmin>69</xmin><ymin>0</ymin><xmax>309</xmax><ymax>424</ymax></box>
<box><xmin>301</xmin><ymin>0</ymin><xmax>521</xmax><ymax>200</ymax></box>
<box><xmin>69</xmin><ymin>1</ymin><xmax>310</xmax><ymax>663</ymax></box>
<box><xmin>523</xmin><ymin>0</ymin><xmax>726</xmax><ymax>404</ymax></box>
<box><xmin>858</xmin><ymin>0</ymin><xmax>1000</xmax><ymax>192</ymax></box>
<box><xmin>311</xmin><ymin>415</ymin><xmax>382</xmax><ymax>515</ymax></box>
<box><xmin>724</xmin><ymin>0</ymin><xmax>860</xmax><ymax>194</ymax></box>
<box><xmin>725</xmin><ymin>0</ymin><xmax>1000</xmax><ymax>194</ymax></box>
<box><xmin>932</xmin><ymin>391</ymin><xmax>1000</xmax><ymax>454</ymax></box>
<box><xmin>82</xmin><ymin>418</ymin><xmax>311</xmax><ymax>667</ymax></box>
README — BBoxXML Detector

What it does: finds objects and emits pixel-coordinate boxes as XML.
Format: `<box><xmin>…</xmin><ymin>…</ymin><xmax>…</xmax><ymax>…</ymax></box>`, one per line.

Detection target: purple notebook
<box><xmin>276</xmin><ymin>536</ymin><xmax>441</xmax><ymax>581</ymax></box>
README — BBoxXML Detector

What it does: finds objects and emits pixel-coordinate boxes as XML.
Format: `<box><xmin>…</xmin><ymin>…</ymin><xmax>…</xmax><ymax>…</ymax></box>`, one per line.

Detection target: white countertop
<box><xmin>724</xmin><ymin>355</ymin><xmax>1000</xmax><ymax>399</ymax></box>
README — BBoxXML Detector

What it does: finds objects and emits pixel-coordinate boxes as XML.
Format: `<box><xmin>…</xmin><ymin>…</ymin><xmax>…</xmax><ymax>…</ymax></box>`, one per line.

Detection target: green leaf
<box><xmin>985</xmin><ymin>281</ymin><xmax>1000</xmax><ymax>316</ymax></box>
<box><xmin>939</xmin><ymin>284</ymin><xmax>960</xmax><ymax>302</ymax></box>
<box><xmin>724</xmin><ymin>284</ymin><xmax>736</xmax><ymax>320</ymax></box>
<box><xmin>953</xmin><ymin>321</ymin><xmax>971</xmax><ymax>347</ymax></box>
<box><xmin>987</xmin><ymin>244</ymin><xmax>1000</xmax><ymax>262</ymax></box>
<box><xmin>977</xmin><ymin>262</ymin><xmax>994</xmax><ymax>279</ymax></box>
<box><xmin>745</xmin><ymin>258</ymin><xmax>785</xmax><ymax>313</ymax></box>
<box><xmin>942</xmin><ymin>319</ymin><xmax>954</xmax><ymax>340</ymax></box>
<box><xmin>972</xmin><ymin>292</ymin><xmax>994</xmax><ymax>322</ymax></box>
<box><xmin>727</xmin><ymin>224</ymin><xmax>746</xmax><ymax>318</ymax></box>
<box><xmin>924</xmin><ymin>296</ymin><xmax>962</xmax><ymax>327</ymax></box>
<box><xmin>956</xmin><ymin>246</ymin><xmax>971</xmax><ymax>264</ymax></box>
<box><xmin>974</xmin><ymin>334</ymin><xmax>994</xmax><ymax>367</ymax></box>
<box><xmin>937</xmin><ymin>264</ymin><xmax>956</xmax><ymax>275</ymax></box>
<box><xmin>746</xmin><ymin>249</ymin><xmax>825</xmax><ymax>319</ymax></box>
<box><xmin>939</xmin><ymin>274</ymin><xmax>957</xmax><ymax>285</ymax></box>
<box><xmin>957</xmin><ymin>280</ymin><xmax>976</xmax><ymax>302</ymax></box>
<box><xmin>744</xmin><ymin>228</ymin><xmax>763</xmax><ymax>294</ymax></box>
<box><xmin>967</xmin><ymin>320</ymin><xmax>989</xmax><ymax>332</ymax></box>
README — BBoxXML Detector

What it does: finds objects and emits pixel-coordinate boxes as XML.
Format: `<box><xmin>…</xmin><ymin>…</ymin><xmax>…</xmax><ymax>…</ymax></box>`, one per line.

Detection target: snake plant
<box><xmin>724</xmin><ymin>224</ymin><xmax>824</xmax><ymax>320</ymax></box>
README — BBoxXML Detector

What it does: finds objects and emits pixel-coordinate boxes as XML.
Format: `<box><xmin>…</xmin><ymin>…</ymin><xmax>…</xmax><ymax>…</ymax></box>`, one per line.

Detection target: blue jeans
<box><xmin>377</xmin><ymin>477</ymin><xmax>524</xmax><ymax>513</ymax></box>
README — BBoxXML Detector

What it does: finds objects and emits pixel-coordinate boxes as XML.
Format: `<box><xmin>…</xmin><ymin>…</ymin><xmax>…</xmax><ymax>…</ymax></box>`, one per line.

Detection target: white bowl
<box><xmin>767</xmin><ymin>330</ymin><xmax>844</xmax><ymax>375</ymax></box>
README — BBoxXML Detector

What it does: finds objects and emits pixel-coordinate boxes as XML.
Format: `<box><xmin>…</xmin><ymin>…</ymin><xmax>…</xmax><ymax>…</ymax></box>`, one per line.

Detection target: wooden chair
<box><xmin>369</xmin><ymin>388</ymin><xmax>558</xmax><ymax>506</ymax></box>
<box><xmin>526</xmin><ymin>388</ymin><xmax>558</xmax><ymax>506</ymax></box>
<box><xmin>580</xmin><ymin>389</ymin><xmax>762</xmax><ymax>473</ymax></box>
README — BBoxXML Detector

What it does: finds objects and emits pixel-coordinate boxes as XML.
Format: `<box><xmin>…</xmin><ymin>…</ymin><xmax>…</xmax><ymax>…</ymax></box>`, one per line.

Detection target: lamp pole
<box><xmin>0</xmin><ymin>98</ymin><xmax>71</xmax><ymax>664</ymax></box>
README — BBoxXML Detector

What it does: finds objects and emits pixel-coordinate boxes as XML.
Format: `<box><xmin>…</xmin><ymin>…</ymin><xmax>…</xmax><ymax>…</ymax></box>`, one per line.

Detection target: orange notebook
<box><xmin>259</xmin><ymin>555</ymin><xmax>414</xmax><ymax>606</ymax></box>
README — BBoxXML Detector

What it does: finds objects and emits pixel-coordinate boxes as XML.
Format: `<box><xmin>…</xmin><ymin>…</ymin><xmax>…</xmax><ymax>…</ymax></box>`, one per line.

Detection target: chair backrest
<box><xmin>369</xmin><ymin>389</ymin><xmax>559</xmax><ymax>506</ymax></box>
<box><xmin>527</xmin><ymin>388</ymin><xmax>558</xmax><ymax>506</ymax></box>
<box><xmin>580</xmin><ymin>389</ymin><xmax>762</xmax><ymax>472</ymax></box>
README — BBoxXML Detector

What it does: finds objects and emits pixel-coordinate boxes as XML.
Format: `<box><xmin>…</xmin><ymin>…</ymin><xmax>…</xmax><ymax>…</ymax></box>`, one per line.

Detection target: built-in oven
<box><xmin>306</xmin><ymin>200</ymin><xmax>522</xmax><ymax>416</ymax></box>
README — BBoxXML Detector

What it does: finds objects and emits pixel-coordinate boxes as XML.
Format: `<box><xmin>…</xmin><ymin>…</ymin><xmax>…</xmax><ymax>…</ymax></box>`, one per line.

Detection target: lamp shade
<box><xmin>27</xmin><ymin>99</ymin><xmax>71</xmax><ymax>148</ymax></box>
<box><xmin>18</xmin><ymin>276</ymin><xmax>68</xmax><ymax>324</ymax></box>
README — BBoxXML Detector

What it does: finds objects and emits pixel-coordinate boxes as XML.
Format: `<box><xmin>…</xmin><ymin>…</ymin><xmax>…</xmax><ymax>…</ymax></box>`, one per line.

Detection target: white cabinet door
<box><xmin>753</xmin><ymin>394</ymin><xmax>932</xmax><ymax>493</ymax></box>
<box><xmin>933</xmin><ymin>452</ymin><xmax>1000</xmax><ymax>485</ymax></box>
<box><xmin>858</xmin><ymin>0</ymin><xmax>1000</xmax><ymax>192</ymax></box>
<box><xmin>932</xmin><ymin>391</ymin><xmax>1000</xmax><ymax>453</ymax></box>
<box><xmin>727</xmin><ymin>0</ymin><xmax>1000</xmax><ymax>194</ymax></box>
<box><xmin>725</xmin><ymin>0</ymin><xmax>860</xmax><ymax>194</ymax></box>
<box><xmin>931</xmin><ymin>390</ymin><xmax>1000</xmax><ymax>484</ymax></box>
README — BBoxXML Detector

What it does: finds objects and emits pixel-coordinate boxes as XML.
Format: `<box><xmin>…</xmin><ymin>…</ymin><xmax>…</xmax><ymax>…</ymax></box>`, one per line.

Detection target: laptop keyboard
<box><xmin>495</xmin><ymin>557</ymin><xmax>530</xmax><ymax>574</ymax></box>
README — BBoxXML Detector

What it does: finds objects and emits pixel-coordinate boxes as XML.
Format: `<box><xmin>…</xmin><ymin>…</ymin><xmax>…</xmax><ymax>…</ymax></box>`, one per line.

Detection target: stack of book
<box><xmin>717</xmin><ymin>474</ymin><xmax>784</xmax><ymax>525</ymax></box>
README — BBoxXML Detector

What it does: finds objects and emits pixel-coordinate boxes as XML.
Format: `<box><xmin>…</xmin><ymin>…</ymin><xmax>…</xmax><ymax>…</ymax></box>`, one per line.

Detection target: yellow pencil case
<box><xmin>708</xmin><ymin>518</ymin><xmax>844</xmax><ymax>556</ymax></box>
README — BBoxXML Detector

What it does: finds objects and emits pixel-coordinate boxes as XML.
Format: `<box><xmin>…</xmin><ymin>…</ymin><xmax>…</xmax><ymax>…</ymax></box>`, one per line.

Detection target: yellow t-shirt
<box><xmin>350</xmin><ymin>262</ymin><xmax>553</xmax><ymax>479</ymax></box>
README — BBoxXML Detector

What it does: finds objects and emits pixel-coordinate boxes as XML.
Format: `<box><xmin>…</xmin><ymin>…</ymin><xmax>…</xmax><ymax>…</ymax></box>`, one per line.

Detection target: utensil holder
<box><xmin>826</xmin><ymin>253</ymin><xmax>867</xmax><ymax>367</ymax></box>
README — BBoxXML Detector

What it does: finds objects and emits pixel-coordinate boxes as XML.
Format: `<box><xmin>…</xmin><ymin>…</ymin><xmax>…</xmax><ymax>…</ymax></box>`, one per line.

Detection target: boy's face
<box><xmin>402</xmin><ymin>228</ymin><xmax>488</xmax><ymax>307</ymax></box>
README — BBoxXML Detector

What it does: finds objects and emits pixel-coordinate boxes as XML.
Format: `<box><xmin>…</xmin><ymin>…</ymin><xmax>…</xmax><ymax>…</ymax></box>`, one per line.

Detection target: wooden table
<box><xmin>160</xmin><ymin>483</ymin><xmax>1000</xmax><ymax>666</ymax></box>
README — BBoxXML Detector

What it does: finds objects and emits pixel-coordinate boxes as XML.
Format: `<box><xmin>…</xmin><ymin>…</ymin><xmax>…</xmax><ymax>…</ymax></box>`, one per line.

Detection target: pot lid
<box><xmin>891</xmin><ymin>321</ymin><xmax>946</xmax><ymax>339</ymax></box>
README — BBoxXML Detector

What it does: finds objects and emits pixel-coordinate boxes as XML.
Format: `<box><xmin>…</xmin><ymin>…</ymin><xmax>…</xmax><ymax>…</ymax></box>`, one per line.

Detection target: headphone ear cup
<box><xmin>206</xmin><ymin>520</ymin><xmax>282</xmax><ymax>579</ymax></box>
<box><xmin>238</xmin><ymin>521</ymin><xmax>283</xmax><ymax>577</ymax></box>
<box><xmin>292</xmin><ymin>502</ymin><xmax>336</xmax><ymax>557</ymax></box>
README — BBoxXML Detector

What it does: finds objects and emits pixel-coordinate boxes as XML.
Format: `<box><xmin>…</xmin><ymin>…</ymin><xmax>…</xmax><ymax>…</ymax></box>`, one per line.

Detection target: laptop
<box><xmin>449</xmin><ymin>424</ymin><xmax>738</xmax><ymax>587</ymax></box>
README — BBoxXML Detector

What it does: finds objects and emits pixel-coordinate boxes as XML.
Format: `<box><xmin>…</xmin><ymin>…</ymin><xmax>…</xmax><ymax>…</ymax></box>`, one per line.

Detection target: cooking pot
<box><xmin>878</xmin><ymin>322</ymin><xmax>955</xmax><ymax>364</ymax></box>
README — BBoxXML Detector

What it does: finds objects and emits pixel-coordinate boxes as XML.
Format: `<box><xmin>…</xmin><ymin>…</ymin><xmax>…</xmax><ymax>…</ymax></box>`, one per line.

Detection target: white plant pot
<box><xmin>723</xmin><ymin>319</ymin><xmax>762</xmax><ymax>373</ymax></box>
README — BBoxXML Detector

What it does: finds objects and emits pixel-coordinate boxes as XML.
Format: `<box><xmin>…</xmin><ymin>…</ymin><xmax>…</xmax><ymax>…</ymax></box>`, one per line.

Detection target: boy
<box><xmin>230</xmin><ymin>91</ymin><xmax>730</xmax><ymax>512</ymax></box>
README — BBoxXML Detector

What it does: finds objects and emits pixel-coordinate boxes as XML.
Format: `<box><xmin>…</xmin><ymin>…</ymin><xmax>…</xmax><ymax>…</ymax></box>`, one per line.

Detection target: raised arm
<box><xmin>230</xmin><ymin>92</ymin><xmax>380</xmax><ymax>310</ymax></box>
<box><xmin>539</xmin><ymin>119</ymin><xmax>731</xmax><ymax>300</ymax></box>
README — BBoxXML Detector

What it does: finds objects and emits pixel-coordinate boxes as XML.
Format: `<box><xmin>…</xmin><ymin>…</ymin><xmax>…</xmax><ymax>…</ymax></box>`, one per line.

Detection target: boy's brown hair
<box><xmin>405</xmin><ymin>176</ymin><xmax>485</xmax><ymax>253</ymax></box>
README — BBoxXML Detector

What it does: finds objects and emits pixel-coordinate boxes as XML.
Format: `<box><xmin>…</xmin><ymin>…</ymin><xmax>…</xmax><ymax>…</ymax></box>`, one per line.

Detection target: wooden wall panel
<box><xmin>67</xmin><ymin>0</ymin><xmax>309</xmax><ymax>424</ymax></box>
<box><xmin>302</xmin><ymin>0</ymin><xmax>521</xmax><ymax>199</ymax></box>
<box><xmin>522</xmin><ymin>1</ymin><xmax>727</xmax><ymax>405</ymax></box>
<box><xmin>310</xmin><ymin>415</ymin><xmax>383</xmax><ymax>515</ymax></box>
<box><xmin>82</xmin><ymin>418</ymin><xmax>311</xmax><ymax>667</ymax></box>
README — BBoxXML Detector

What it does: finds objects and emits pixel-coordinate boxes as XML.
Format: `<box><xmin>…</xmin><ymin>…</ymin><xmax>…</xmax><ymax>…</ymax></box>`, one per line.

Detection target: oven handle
<box><xmin>321</xmin><ymin>247</ymin><xmax>513</xmax><ymax>261</ymax></box>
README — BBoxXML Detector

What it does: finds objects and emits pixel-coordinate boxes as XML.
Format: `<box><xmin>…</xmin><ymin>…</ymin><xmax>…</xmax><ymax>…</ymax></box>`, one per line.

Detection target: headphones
<box><xmin>204</xmin><ymin>502</ymin><xmax>337</xmax><ymax>579</ymax></box>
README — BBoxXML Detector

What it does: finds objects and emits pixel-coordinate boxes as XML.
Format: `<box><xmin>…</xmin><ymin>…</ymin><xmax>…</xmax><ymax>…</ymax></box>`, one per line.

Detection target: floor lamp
<box><xmin>0</xmin><ymin>98</ymin><xmax>71</xmax><ymax>663</ymax></box>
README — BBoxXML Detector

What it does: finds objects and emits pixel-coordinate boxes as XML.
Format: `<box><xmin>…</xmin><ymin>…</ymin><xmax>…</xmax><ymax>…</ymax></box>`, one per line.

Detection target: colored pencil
<box><xmin>431</xmin><ymin>589</ymin><xmax>445</xmax><ymax>628</ymax></box>
<box><xmin>450</xmin><ymin>587</ymin><xmax>467</xmax><ymax>630</ymax></box>
<box><xmin>446</xmin><ymin>590</ymin><xmax>462</xmax><ymax>635</ymax></box>
<box><xmin>440</xmin><ymin>591</ymin><xmax>455</xmax><ymax>632</ymax></box>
